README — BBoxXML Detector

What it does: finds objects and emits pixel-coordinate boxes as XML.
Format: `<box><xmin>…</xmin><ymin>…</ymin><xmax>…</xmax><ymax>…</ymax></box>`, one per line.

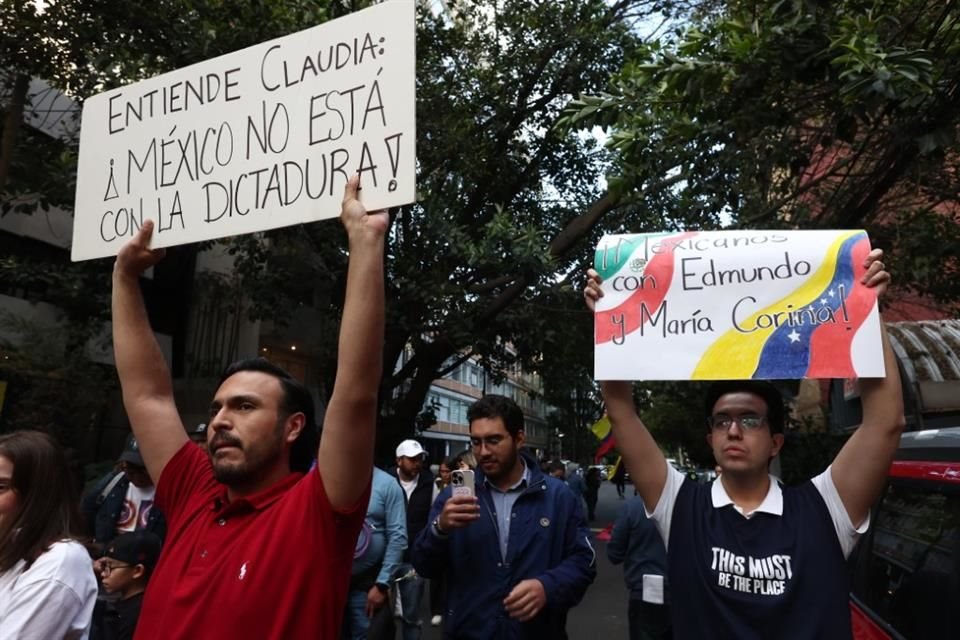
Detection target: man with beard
<box><xmin>110</xmin><ymin>176</ymin><xmax>386</xmax><ymax>639</ymax></box>
<box><xmin>412</xmin><ymin>395</ymin><xmax>596</xmax><ymax>639</ymax></box>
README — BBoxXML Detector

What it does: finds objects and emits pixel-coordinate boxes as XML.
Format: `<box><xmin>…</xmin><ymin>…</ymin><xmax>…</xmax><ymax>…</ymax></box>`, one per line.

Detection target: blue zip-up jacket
<box><xmin>412</xmin><ymin>451</ymin><xmax>596</xmax><ymax>639</ymax></box>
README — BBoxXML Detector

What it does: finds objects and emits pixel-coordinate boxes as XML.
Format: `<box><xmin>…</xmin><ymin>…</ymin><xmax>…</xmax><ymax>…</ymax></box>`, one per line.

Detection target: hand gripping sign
<box><xmin>72</xmin><ymin>1</ymin><xmax>415</xmax><ymax>261</ymax></box>
<box><xmin>593</xmin><ymin>229</ymin><xmax>886</xmax><ymax>381</ymax></box>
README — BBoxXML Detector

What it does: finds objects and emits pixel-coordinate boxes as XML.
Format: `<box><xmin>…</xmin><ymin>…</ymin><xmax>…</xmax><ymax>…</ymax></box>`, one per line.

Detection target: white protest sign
<box><xmin>593</xmin><ymin>229</ymin><xmax>885</xmax><ymax>380</ymax></box>
<box><xmin>72</xmin><ymin>0</ymin><xmax>415</xmax><ymax>261</ymax></box>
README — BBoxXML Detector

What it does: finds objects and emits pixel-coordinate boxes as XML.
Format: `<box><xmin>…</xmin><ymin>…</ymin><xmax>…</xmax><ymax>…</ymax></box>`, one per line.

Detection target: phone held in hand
<box><xmin>451</xmin><ymin>469</ymin><xmax>475</xmax><ymax>498</ymax></box>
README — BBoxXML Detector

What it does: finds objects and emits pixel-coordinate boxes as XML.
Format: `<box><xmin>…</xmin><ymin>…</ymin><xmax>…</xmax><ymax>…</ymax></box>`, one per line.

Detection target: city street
<box><xmin>422</xmin><ymin>480</ymin><xmax>633</xmax><ymax>639</ymax></box>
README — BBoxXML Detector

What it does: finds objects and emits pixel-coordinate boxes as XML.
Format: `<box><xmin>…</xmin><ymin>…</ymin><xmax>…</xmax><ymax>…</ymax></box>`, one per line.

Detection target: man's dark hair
<box><xmin>219</xmin><ymin>357</ymin><xmax>318</xmax><ymax>473</ymax></box>
<box><xmin>467</xmin><ymin>394</ymin><xmax>525</xmax><ymax>437</ymax></box>
<box><xmin>704</xmin><ymin>381</ymin><xmax>785</xmax><ymax>434</ymax></box>
<box><xmin>547</xmin><ymin>459</ymin><xmax>566</xmax><ymax>475</ymax></box>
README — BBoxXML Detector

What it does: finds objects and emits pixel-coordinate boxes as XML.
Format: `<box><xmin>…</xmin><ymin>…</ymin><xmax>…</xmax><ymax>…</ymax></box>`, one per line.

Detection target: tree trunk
<box><xmin>0</xmin><ymin>74</ymin><xmax>30</xmax><ymax>194</ymax></box>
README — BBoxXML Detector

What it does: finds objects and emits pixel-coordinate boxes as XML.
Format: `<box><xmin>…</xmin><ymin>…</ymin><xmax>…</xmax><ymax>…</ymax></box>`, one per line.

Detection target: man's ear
<box><xmin>515</xmin><ymin>430</ymin><xmax>526</xmax><ymax>448</ymax></box>
<box><xmin>285</xmin><ymin>413</ymin><xmax>307</xmax><ymax>444</ymax></box>
<box><xmin>132</xmin><ymin>563</ymin><xmax>147</xmax><ymax>581</ymax></box>
<box><xmin>706</xmin><ymin>432</ymin><xmax>714</xmax><ymax>449</ymax></box>
<box><xmin>770</xmin><ymin>433</ymin><xmax>785</xmax><ymax>459</ymax></box>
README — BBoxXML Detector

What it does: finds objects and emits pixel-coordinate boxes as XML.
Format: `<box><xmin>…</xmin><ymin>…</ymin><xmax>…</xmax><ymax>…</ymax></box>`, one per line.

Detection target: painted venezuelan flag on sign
<box><xmin>593</xmin><ymin>229</ymin><xmax>885</xmax><ymax>381</ymax></box>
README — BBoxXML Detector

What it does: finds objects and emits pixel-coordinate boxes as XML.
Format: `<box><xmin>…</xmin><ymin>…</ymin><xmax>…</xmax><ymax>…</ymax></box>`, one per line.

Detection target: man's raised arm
<box><xmin>112</xmin><ymin>221</ymin><xmax>188</xmax><ymax>484</ymax></box>
<box><xmin>585</xmin><ymin>269</ymin><xmax>668</xmax><ymax>511</ymax></box>
<box><xmin>830</xmin><ymin>250</ymin><xmax>905</xmax><ymax>527</ymax></box>
<box><xmin>317</xmin><ymin>175</ymin><xmax>388</xmax><ymax>510</ymax></box>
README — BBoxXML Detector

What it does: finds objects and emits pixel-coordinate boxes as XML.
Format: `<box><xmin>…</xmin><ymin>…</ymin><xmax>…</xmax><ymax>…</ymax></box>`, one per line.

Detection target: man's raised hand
<box><xmin>861</xmin><ymin>248</ymin><xmax>891</xmax><ymax>297</ymax></box>
<box><xmin>341</xmin><ymin>174</ymin><xmax>389</xmax><ymax>241</ymax></box>
<box><xmin>114</xmin><ymin>220</ymin><xmax>166</xmax><ymax>280</ymax></box>
<box><xmin>583</xmin><ymin>268</ymin><xmax>604</xmax><ymax>312</ymax></box>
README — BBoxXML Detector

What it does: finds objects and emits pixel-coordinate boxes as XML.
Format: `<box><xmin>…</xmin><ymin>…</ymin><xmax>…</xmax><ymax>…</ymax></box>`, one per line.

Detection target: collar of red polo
<box><xmin>211</xmin><ymin>472</ymin><xmax>305</xmax><ymax>516</ymax></box>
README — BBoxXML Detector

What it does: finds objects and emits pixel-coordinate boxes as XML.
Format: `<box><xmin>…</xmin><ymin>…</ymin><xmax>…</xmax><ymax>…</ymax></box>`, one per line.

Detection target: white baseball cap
<box><xmin>396</xmin><ymin>439</ymin><xmax>426</xmax><ymax>459</ymax></box>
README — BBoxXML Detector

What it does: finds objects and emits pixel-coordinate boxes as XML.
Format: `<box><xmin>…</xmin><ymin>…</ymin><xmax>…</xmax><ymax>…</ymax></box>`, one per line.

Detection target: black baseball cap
<box><xmin>105</xmin><ymin>531</ymin><xmax>162</xmax><ymax>572</ymax></box>
<box><xmin>118</xmin><ymin>433</ymin><xmax>144</xmax><ymax>467</ymax></box>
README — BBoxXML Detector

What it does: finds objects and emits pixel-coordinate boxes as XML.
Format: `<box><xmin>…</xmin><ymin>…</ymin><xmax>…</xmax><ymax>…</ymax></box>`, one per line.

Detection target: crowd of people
<box><xmin>0</xmin><ymin>179</ymin><xmax>904</xmax><ymax>640</ymax></box>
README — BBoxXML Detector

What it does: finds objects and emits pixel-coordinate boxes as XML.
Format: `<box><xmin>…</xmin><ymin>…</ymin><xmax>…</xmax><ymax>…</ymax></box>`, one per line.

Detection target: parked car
<box><xmin>848</xmin><ymin>426</ymin><xmax>960</xmax><ymax>639</ymax></box>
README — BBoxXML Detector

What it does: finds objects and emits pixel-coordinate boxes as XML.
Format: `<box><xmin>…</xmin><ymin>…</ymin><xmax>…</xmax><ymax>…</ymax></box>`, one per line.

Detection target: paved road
<box><xmin>419</xmin><ymin>480</ymin><xmax>635</xmax><ymax>639</ymax></box>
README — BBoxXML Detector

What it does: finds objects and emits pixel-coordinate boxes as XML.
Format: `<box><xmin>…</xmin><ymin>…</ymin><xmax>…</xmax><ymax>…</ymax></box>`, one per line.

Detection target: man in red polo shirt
<box><xmin>111</xmin><ymin>175</ymin><xmax>387</xmax><ymax>639</ymax></box>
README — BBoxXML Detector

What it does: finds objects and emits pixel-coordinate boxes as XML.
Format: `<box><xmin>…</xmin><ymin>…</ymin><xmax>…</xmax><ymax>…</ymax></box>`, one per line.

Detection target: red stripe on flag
<box><xmin>806</xmin><ymin>238</ymin><xmax>874</xmax><ymax>377</ymax></box>
<box><xmin>595</xmin><ymin>231</ymin><xmax>698</xmax><ymax>345</ymax></box>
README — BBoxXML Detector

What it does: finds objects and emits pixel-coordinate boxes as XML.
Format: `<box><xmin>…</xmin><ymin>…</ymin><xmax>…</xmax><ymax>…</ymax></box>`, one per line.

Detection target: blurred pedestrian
<box><xmin>81</xmin><ymin>433</ymin><xmax>166</xmax><ymax>554</ymax></box>
<box><xmin>343</xmin><ymin>467</ymin><xmax>406</xmax><ymax>640</ymax></box>
<box><xmin>612</xmin><ymin>461</ymin><xmax>627</xmax><ymax>499</ymax></box>
<box><xmin>0</xmin><ymin>430</ymin><xmax>97</xmax><ymax>638</ymax></box>
<box><xmin>455</xmin><ymin>450</ymin><xmax>477</xmax><ymax>471</ymax></box>
<box><xmin>608</xmin><ymin>497</ymin><xmax>671</xmax><ymax>640</ymax></box>
<box><xmin>547</xmin><ymin>459</ymin><xmax>566</xmax><ymax>480</ymax></box>
<box><xmin>393</xmin><ymin>440</ymin><xmax>433</xmax><ymax>640</ymax></box>
<box><xmin>429</xmin><ymin>455</ymin><xmax>458</xmax><ymax>628</ymax></box>
<box><xmin>584</xmin><ymin>467</ymin><xmax>601</xmax><ymax>521</ymax></box>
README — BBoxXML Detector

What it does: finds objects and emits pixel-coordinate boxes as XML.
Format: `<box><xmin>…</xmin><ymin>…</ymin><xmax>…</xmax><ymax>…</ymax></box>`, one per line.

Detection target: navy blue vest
<box><xmin>667</xmin><ymin>479</ymin><xmax>852</xmax><ymax>639</ymax></box>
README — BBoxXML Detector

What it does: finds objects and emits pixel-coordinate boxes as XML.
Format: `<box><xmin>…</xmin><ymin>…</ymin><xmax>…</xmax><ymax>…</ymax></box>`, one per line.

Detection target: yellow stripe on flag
<box><xmin>692</xmin><ymin>230</ymin><xmax>860</xmax><ymax>379</ymax></box>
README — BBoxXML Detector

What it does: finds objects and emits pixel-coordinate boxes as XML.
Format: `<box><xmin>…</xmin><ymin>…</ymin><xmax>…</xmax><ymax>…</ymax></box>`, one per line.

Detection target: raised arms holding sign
<box><xmin>584</xmin><ymin>245</ymin><xmax>904</xmax><ymax>527</ymax></box>
<box><xmin>112</xmin><ymin>175</ymin><xmax>386</xmax><ymax>509</ymax></box>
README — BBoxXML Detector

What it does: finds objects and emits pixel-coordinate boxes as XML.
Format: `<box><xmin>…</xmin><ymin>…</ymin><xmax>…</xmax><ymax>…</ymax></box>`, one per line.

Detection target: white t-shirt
<box><xmin>116</xmin><ymin>483</ymin><xmax>156</xmax><ymax>533</ymax></box>
<box><xmin>0</xmin><ymin>539</ymin><xmax>97</xmax><ymax>639</ymax></box>
<box><xmin>649</xmin><ymin>465</ymin><xmax>868</xmax><ymax>559</ymax></box>
<box><xmin>398</xmin><ymin>473</ymin><xmax>419</xmax><ymax>501</ymax></box>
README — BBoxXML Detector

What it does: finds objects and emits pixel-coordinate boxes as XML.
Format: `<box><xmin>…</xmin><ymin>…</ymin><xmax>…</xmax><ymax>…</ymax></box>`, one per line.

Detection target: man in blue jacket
<box><xmin>412</xmin><ymin>394</ymin><xmax>596</xmax><ymax>639</ymax></box>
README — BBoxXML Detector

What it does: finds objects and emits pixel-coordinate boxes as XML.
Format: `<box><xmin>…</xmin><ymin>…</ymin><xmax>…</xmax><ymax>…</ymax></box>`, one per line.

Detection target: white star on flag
<box><xmin>788</xmin><ymin>330</ymin><xmax>801</xmax><ymax>343</ymax></box>
<box><xmin>828</xmin><ymin>289</ymin><xmax>835</xmax><ymax>297</ymax></box>
<box><xmin>820</xmin><ymin>298</ymin><xmax>828</xmax><ymax>305</ymax></box>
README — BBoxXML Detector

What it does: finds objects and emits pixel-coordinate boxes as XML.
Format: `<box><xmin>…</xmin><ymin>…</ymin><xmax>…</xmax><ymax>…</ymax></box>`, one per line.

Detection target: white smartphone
<box><xmin>451</xmin><ymin>469</ymin><xmax>475</xmax><ymax>498</ymax></box>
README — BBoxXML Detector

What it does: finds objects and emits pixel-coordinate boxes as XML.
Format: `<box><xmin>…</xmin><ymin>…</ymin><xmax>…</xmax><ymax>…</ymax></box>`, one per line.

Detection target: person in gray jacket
<box><xmin>607</xmin><ymin>496</ymin><xmax>671</xmax><ymax>640</ymax></box>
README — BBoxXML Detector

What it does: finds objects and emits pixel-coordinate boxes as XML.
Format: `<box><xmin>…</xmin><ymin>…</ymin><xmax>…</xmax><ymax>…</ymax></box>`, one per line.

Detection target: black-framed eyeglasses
<box><xmin>100</xmin><ymin>562</ymin><xmax>132</xmax><ymax>576</ymax></box>
<box><xmin>708</xmin><ymin>414</ymin><xmax>766</xmax><ymax>432</ymax></box>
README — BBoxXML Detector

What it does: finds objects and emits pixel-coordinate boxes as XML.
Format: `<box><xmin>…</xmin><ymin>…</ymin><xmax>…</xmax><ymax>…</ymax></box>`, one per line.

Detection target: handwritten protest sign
<box><xmin>593</xmin><ymin>230</ymin><xmax>886</xmax><ymax>380</ymax></box>
<box><xmin>72</xmin><ymin>1</ymin><xmax>415</xmax><ymax>261</ymax></box>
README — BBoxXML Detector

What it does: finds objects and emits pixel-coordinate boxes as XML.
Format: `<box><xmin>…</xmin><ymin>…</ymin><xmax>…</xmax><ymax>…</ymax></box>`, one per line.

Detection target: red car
<box><xmin>848</xmin><ymin>426</ymin><xmax>960</xmax><ymax>639</ymax></box>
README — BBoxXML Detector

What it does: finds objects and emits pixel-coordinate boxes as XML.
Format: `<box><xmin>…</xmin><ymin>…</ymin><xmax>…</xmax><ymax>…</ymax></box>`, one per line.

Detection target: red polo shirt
<box><xmin>134</xmin><ymin>442</ymin><xmax>369</xmax><ymax>639</ymax></box>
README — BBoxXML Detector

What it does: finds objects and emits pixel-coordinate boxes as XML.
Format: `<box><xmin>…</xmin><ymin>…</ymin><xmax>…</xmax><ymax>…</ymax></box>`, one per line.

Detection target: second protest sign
<box><xmin>593</xmin><ymin>229</ymin><xmax>886</xmax><ymax>381</ymax></box>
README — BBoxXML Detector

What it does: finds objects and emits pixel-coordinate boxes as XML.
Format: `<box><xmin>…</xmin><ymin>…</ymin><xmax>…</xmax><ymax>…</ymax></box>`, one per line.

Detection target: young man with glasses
<box><xmin>98</xmin><ymin>531</ymin><xmax>162</xmax><ymax>640</ymax></box>
<box><xmin>411</xmin><ymin>394</ymin><xmax>596</xmax><ymax>639</ymax></box>
<box><xmin>583</xmin><ymin>250</ymin><xmax>904</xmax><ymax>639</ymax></box>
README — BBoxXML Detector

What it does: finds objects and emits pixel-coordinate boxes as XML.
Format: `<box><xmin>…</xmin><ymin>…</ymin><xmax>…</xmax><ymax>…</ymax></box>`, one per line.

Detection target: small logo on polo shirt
<box><xmin>539</xmin><ymin>517</ymin><xmax>550</xmax><ymax>527</ymax></box>
<box><xmin>239</xmin><ymin>562</ymin><xmax>248</xmax><ymax>581</ymax></box>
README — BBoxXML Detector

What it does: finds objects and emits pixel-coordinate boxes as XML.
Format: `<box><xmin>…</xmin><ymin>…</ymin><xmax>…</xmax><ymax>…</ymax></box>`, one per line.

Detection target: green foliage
<box><xmin>563</xmin><ymin>0</ymin><xmax>960</xmax><ymax>310</ymax></box>
<box><xmin>0</xmin><ymin>313</ymin><xmax>114</xmax><ymax>447</ymax></box>
<box><xmin>779</xmin><ymin>431</ymin><xmax>849</xmax><ymax>485</ymax></box>
<box><xmin>634</xmin><ymin>381</ymin><xmax>715</xmax><ymax>466</ymax></box>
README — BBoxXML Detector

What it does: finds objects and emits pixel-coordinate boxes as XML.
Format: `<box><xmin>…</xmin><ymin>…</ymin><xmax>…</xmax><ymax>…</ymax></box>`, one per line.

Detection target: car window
<box><xmin>851</xmin><ymin>480</ymin><xmax>960</xmax><ymax>639</ymax></box>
